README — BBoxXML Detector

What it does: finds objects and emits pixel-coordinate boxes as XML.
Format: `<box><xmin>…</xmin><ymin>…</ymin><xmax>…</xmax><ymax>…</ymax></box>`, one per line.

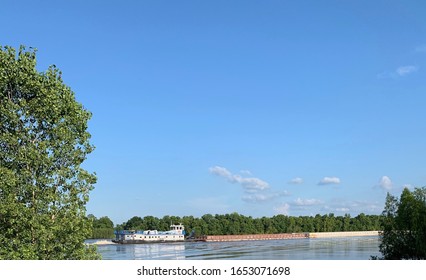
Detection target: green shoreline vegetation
<box><xmin>100</xmin><ymin>212</ymin><xmax>382</xmax><ymax>238</ymax></box>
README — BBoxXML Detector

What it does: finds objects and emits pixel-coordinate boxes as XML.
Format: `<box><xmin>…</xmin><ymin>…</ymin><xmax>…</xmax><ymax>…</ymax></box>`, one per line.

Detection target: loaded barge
<box><xmin>202</xmin><ymin>233</ymin><xmax>309</xmax><ymax>242</ymax></box>
<box><xmin>112</xmin><ymin>223</ymin><xmax>378</xmax><ymax>244</ymax></box>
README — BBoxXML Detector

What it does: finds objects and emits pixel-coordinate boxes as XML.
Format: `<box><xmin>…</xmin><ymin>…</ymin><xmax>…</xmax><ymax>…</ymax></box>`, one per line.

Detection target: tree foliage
<box><xmin>88</xmin><ymin>215</ymin><xmax>114</xmax><ymax>239</ymax></box>
<box><xmin>0</xmin><ymin>46</ymin><xmax>99</xmax><ymax>259</ymax></box>
<box><xmin>379</xmin><ymin>187</ymin><xmax>426</xmax><ymax>259</ymax></box>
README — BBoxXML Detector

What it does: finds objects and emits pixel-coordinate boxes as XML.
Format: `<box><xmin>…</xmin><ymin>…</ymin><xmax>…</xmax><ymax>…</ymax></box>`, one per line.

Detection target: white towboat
<box><xmin>112</xmin><ymin>224</ymin><xmax>185</xmax><ymax>244</ymax></box>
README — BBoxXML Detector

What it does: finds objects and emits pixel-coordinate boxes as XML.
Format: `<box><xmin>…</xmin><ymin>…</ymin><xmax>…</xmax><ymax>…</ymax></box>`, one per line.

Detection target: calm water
<box><xmin>91</xmin><ymin>236</ymin><xmax>381</xmax><ymax>260</ymax></box>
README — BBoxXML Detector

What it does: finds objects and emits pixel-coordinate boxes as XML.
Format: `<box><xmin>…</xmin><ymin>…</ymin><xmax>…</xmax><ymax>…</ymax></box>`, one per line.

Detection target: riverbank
<box><xmin>87</xmin><ymin>239</ymin><xmax>115</xmax><ymax>245</ymax></box>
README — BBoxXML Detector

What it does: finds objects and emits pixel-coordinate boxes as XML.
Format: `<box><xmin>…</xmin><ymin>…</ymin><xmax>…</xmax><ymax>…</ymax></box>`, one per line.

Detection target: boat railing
<box><xmin>114</xmin><ymin>230</ymin><xmax>145</xmax><ymax>235</ymax></box>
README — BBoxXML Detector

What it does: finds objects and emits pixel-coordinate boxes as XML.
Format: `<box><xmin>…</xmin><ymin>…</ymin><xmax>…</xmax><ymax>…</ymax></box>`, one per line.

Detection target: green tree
<box><xmin>302</xmin><ymin>216</ymin><xmax>315</xmax><ymax>232</ymax></box>
<box><xmin>313</xmin><ymin>214</ymin><xmax>323</xmax><ymax>232</ymax></box>
<box><xmin>124</xmin><ymin>216</ymin><xmax>144</xmax><ymax>230</ymax></box>
<box><xmin>90</xmin><ymin>216</ymin><xmax>114</xmax><ymax>239</ymax></box>
<box><xmin>353</xmin><ymin>213</ymin><xmax>370</xmax><ymax>231</ymax></box>
<box><xmin>272</xmin><ymin>214</ymin><xmax>287</xmax><ymax>232</ymax></box>
<box><xmin>343</xmin><ymin>214</ymin><xmax>351</xmax><ymax>231</ymax></box>
<box><xmin>93</xmin><ymin>216</ymin><xmax>114</xmax><ymax>229</ymax></box>
<box><xmin>262</xmin><ymin>216</ymin><xmax>277</xmax><ymax>233</ymax></box>
<box><xmin>143</xmin><ymin>215</ymin><xmax>160</xmax><ymax>230</ymax></box>
<box><xmin>378</xmin><ymin>187</ymin><xmax>426</xmax><ymax>259</ymax></box>
<box><xmin>0</xmin><ymin>46</ymin><xmax>99</xmax><ymax>259</ymax></box>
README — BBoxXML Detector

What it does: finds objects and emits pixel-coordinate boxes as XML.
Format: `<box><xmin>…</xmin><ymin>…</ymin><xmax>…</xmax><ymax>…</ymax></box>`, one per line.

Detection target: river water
<box><xmin>90</xmin><ymin>236</ymin><xmax>381</xmax><ymax>260</ymax></box>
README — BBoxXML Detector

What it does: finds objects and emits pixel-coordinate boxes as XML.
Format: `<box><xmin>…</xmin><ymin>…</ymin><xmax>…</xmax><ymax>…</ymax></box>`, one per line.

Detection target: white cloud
<box><xmin>274</xmin><ymin>203</ymin><xmax>290</xmax><ymax>215</ymax></box>
<box><xmin>377</xmin><ymin>65</ymin><xmax>419</xmax><ymax>79</ymax></box>
<box><xmin>242</xmin><ymin>191</ymin><xmax>290</xmax><ymax>203</ymax></box>
<box><xmin>288</xmin><ymin>177</ymin><xmax>303</xmax><ymax>184</ymax></box>
<box><xmin>320</xmin><ymin>198</ymin><xmax>382</xmax><ymax>214</ymax></box>
<box><xmin>209</xmin><ymin>166</ymin><xmax>269</xmax><ymax>191</ymax></box>
<box><xmin>318</xmin><ymin>177</ymin><xmax>341</xmax><ymax>185</ymax></box>
<box><xmin>243</xmin><ymin>193</ymin><xmax>271</xmax><ymax>203</ymax></box>
<box><xmin>294</xmin><ymin>198</ymin><xmax>323</xmax><ymax>206</ymax></box>
<box><xmin>396</xmin><ymin>65</ymin><xmax>418</xmax><ymax>76</ymax></box>
<box><xmin>240</xmin><ymin>170</ymin><xmax>252</xmax><ymax>176</ymax></box>
<box><xmin>378</xmin><ymin>175</ymin><xmax>392</xmax><ymax>191</ymax></box>
<box><xmin>209</xmin><ymin>166</ymin><xmax>232</xmax><ymax>178</ymax></box>
<box><xmin>349</xmin><ymin>200</ymin><xmax>381</xmax><ymax>213</ymax></box>
<box><xmin>237</xmin><ymin>176</ymin><xmax>270</xmax><ymax>190</ymax></box>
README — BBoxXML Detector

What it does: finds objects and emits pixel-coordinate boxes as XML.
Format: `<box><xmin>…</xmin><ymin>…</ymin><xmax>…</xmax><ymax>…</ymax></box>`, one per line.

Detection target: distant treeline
<box><xmin>87</xmin><ymin>213</ymin><xmax>382</xmax><ymax>239</ymax></box>
<box><xmin>111</xmin><ymin>213</ymin><xmax>381</xmax><ymax>237</ymax></box>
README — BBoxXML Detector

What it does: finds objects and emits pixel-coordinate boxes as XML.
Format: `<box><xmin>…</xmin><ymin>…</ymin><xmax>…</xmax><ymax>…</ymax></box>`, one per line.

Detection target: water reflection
<box><xmin>100</xmin><ymin>243</ymin><xmax>186</xmax><ymax>260</ymax></box>
<box><xmin>96</xmin><ymin>236</ymin><xmax>381</xmax><ymax>260</ymax></box>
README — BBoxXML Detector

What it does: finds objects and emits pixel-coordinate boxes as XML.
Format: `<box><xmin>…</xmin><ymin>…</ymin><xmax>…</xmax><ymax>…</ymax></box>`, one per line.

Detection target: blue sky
<box><xmin>2</xmin><ymin>0</ymin><xmax>426</xmax><ymax>225</ymax></box>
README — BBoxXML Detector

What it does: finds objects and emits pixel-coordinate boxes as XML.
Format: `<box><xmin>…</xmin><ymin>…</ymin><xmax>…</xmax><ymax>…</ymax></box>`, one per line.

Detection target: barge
<box><xmin>112</xmin><ymin>223</ymin><xmax>378</xmax><ymax>244</ymax></box>
<box><xmin>203</xmin><ymin>232</ymin><xmax>309</xmax><ymax>242</ymax></box>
